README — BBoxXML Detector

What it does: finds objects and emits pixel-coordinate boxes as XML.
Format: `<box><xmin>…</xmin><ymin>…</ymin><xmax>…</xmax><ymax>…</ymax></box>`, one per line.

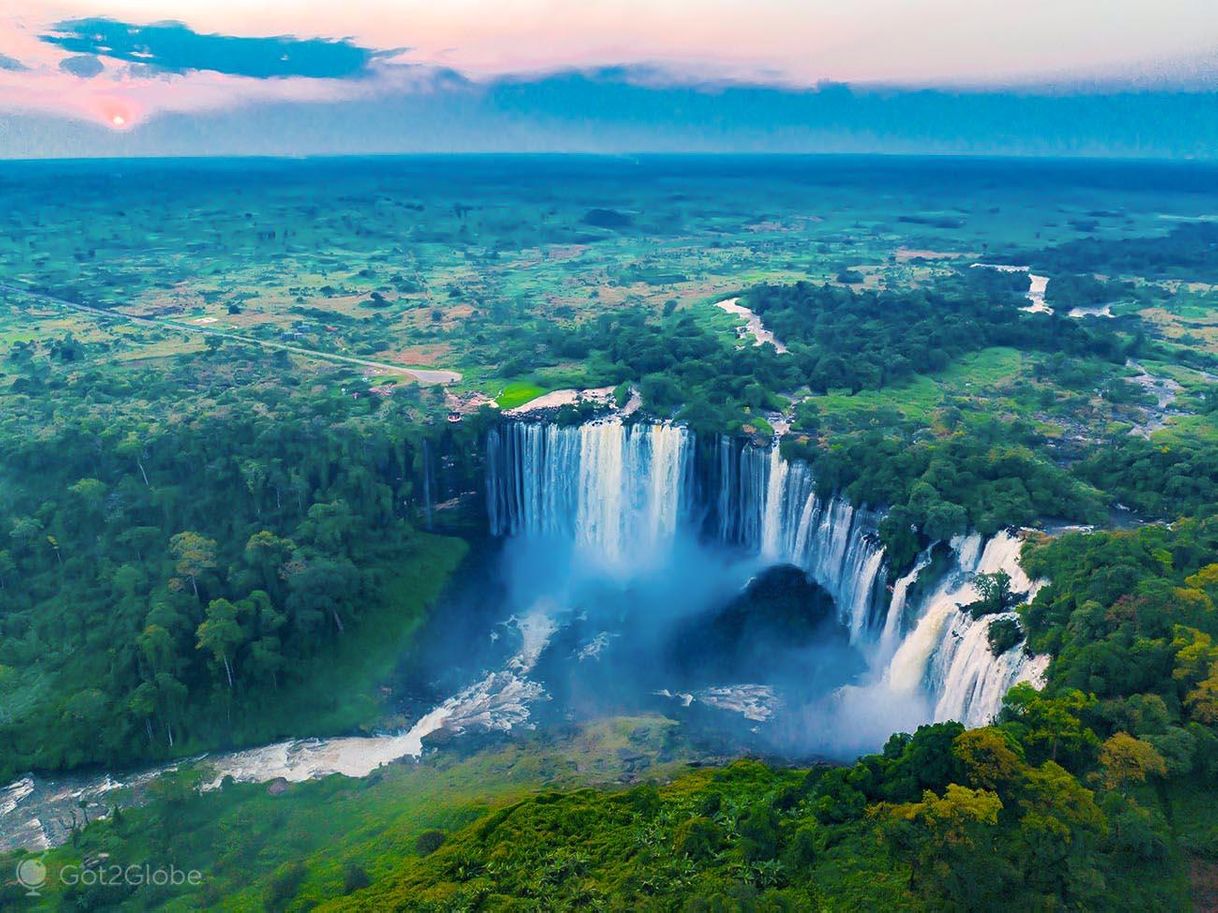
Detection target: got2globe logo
<box><xmin>15</xmin><ymin>858</ymin><xmax>47</xmax><ymax>896</ymax></box>
<box><xmin>12</xmin><ymin>858</ymin><xmax>203</xmax><ymax>897</ymax></box>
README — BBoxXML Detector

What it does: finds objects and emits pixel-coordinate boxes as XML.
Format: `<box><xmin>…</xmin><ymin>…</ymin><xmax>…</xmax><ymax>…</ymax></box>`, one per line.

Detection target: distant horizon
<box><xmin>5</xmin><ymin>149</ymin><xmax>1218</xmax><ymax>165</ymax></box>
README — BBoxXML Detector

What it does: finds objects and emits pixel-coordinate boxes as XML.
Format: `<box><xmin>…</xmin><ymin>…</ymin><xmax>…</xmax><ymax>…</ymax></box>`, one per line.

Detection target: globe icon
<box><xmin>16</xmin><ymin>858</ymin><xmax>47</xmax><ymax>894</ymax></box>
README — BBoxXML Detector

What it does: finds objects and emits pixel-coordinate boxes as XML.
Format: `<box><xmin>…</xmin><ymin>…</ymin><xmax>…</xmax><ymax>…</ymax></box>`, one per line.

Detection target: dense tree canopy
<box><xmin>0</xmin><ymin>344</ymin><xmax>480</xmax><ymax>778</ymax></box>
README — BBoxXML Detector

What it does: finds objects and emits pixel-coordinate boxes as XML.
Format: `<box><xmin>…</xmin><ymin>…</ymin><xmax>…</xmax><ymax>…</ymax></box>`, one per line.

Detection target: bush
<box><xmin>673</xmin><ymin>816</ymin><xmax>722</xmax><ymax>861</ymax></box>
<box><xmin>416</xmin><ymin>829</ymin><xmax>446</xmax><ymax>856</ymax></box>
<box><xmin>343</xmin><ymin>862</ymin><xmax>371</xmax><ymax>894</ymax></box>
<box><xmin>264</xmin><ymin>861</ymin><xmax>308</xmax><ymax>911</ymax></box>
<box><xmin>988</xmin><ymin>617</ymin><xmax>1024</xmax><ymax>656</ymax></box>
<box><xmin>785</xmin><ymin>825</ymin><xmax>819</xmax><ymax>871</ymax></box>
<box><xmin>738</xmin><ymin>804</ymin><xmax>780</xmax><ymax>862</ymax></box>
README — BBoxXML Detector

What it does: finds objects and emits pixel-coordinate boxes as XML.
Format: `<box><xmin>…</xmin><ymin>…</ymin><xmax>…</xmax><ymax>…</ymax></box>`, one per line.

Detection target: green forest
<box><xmin>3</xmin><ymin>157</ymin><xmax>1218</xmax><ymax>911</ymax></box>
<box><xmin>0</xmin><ymin>341</ymin><xmax>486</xmax><ymax>779</ymax></box>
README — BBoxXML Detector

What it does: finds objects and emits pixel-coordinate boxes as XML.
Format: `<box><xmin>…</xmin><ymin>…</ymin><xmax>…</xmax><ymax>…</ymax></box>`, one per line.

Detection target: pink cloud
<box><xmin>0</xmin><ymin>9</ymin><xmax>452</xmax><ymax>128</ymax></box>
<box><xmin>0</xmin><ymin>27</ymin><xmax>446</xmax><ymax>130</ymax></box>
<box><xmin>2</xmin><ymin>2</ymin><xmax>1216</xmax><ymax>130</ymax></box>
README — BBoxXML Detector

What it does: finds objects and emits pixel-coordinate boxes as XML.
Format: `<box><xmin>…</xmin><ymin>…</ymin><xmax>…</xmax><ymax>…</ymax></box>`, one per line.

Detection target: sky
<box><xmin>1</xmin><ymin>1</ymin><xmax>1217</xmax><ymax>158</ymax></box>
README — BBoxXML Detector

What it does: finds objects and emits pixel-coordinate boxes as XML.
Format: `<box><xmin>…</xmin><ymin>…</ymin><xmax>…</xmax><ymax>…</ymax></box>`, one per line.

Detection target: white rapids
<box><xmin>715</xmin><ymin>297</ymin><xmax>789</xmax><ymax>353</ymax></box>
<box><xmin>877</xmin><ymin>530</ymin><xmax>1047</xmax><ymax>727</ymax></box>
<box><xmin>1</xmin><ymin>606</ymin><xmax>559</xmax><ymax>852</ymax></box>
<box><xmin>971</xmin><ymin>263</ymin><xmax>1052</xmax><ymax>314</ymax></box>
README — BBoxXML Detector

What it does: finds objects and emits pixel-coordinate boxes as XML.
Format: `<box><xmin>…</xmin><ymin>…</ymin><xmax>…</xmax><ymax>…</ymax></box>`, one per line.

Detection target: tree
<box><xmin>924</xmin><ymin>500</ymin><xmax>969</xmax><ymax>543</ymax></box>
<box><xmin>673</xmin><ymin>816</ymin><xmax>721</xmax><ymax>862</ymax></box>
<box><xmin>169</xmin><ymin>531</ymin><xmax>218</xmax><ymax>599</ymax></box>
<box><xmin>1186</xmin><ymin>670</ymin><xmax>1218</xmax><ymax>724</ymax></box>
<box><xmin>196</xmin><ymin>598</ymin><xmax>247</xmax><ymax>690</ymax></box>
<box><xmin>1000</xmin><ymin>684</ymin><xmax>1098</xmax><ymax>768</ymax></box>
<box><xmin>1015</xmin><ymin>761</ymin><xmax>1107</xmax><ymax>905</ymax></box>
<box><xmin>1172</xmin><ymin>627</ymin><xmax>1218</xmax><ymax>723</ymax></box>
<box><xmin>297</xmin><ymin>500</ymin><xmax>357</xmax><ymax>553</ymax></box>
<box><xmin>952</xmin><ymin>728</ymin><xmax>1024</xmax><ymax>793</ymax></box>
<box><xmin>1185</xmin><ymin>563</ymin><xmax>1218</xmax><ymax>601</ymax></box>
<box><xmin>967</xmin><ymin>570</ymin><xmax>1015</xmax><ymax>618</ymax></box>
<box><xmin>285</xmin><ymin>556</ymin><xmax>360</xmax><ymax>636</ymax></box>
<box><xmin>117</xmin><ymin>526</ymin><xmax>162</xmax><ymax>562</ymax></box>
<box><xmin>115</xmin><ymin>430</ymin><xmax>152</xmax><ymax>486</ymax></box>
<box><xmin>1096</xmin><ymin>733</ymin><xmax>1167</xmax><ymax>793</ymax></box>
<box><xmin>877</xmin><ymin>784</ymin><xmax>1003</xmax><ymax>896</ymax></box>
<box><xmin>67</xmin><ymin>478</ymin><xmax>107</xmax><ymax>531</ymax></box>
<box><xmin>244</xmin><ymin>531</ymin><xmax>296</xmax><ymax>595</ymax></box>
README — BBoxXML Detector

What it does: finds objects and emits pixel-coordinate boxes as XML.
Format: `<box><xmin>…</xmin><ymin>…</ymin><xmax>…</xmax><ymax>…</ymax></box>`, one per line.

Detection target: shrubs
<box><xmin>673</xmin><ymin>816</ymin><xmax>721</xmax><ymax>861</ymax></box>
<box><xmin>342</xmin><ymin>863</ymin><xmax>371</xmax><ymax>894</ymax></box>
<box><xmin>738</xmin><ymin>804</ymin><xmax>780</xmax><ymax>862</ymax></box>
<box><xmin>415</xmin><ymin>829</ymin><xmax>446</xmax><ymax>856</ymax></box>
<box><xmin>987</xmin><ymin>617</ymin><xmax>1025</xmax><ymax>656</ymax></box>
<box><xmin>263</xmin><ymin>861</ymin><xmax>307</xmax><ymax>912</ymax></box>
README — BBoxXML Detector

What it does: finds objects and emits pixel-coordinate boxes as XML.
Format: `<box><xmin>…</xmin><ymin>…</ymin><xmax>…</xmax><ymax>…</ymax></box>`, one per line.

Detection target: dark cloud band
<box><xmin>42</xmin><ymin>18</ymin><xmax>374</xmax><ymax>80</ymax></box>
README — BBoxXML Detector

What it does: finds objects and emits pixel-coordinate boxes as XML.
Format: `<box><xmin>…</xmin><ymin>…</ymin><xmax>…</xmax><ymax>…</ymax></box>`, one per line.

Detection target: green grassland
<box><xmin>493</xmin><ymin>381</ymin><xmax>547</xmax><ymax>410</ymax></box>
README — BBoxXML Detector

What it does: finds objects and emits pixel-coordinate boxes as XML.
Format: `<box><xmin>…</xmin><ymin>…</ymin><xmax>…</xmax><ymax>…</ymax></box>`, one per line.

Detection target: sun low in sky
<box><xmin>1</xmin><ymin>1</ymin><xmax>1217</xmax><ymax>156</ymax></box>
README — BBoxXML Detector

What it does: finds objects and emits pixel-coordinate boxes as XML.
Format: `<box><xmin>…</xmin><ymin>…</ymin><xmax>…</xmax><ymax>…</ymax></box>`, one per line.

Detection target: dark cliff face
<box><xmin>412</xmin><ymin>420</ymin><xmax>494</xmax><ymax>533</ymax></box>
<box><xmin>665</xmin><ymin>565</ymin><xmax>853</xmax><ymax>682</ymax></box>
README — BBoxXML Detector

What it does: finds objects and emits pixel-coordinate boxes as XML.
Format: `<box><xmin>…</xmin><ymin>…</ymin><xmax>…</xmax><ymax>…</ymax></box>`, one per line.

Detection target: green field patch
<box><xmin>1157</xmin><ymin>412</ymin><xmax>1218</xmax><ymax>443</ymax></box>
<box><xmin>937</xmin><ymin>346</ymin><xmax>1024</xmax><ymax>387</ymax></box>
<box><xmin>495</xmin><ymin>381</ymin><xmax>547</xmax><ymax>409</ymax></box>
<box><xmin>798</xmin><ymin>348</ymin><xmax>1025</xmax><ymax>428</ymax></box>
<box><xmin>805</xmin><ymin>374</ymin><xmax>942</xmax><ymax>424</ymax></box>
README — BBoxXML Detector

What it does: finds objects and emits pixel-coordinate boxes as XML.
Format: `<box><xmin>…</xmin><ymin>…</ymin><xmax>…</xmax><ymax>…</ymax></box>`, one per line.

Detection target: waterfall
<box><xmin>930</xmin><ymin>614</ymin><xmax>1049</xmax><ymax>727</ymax></box>
<box><xmin>926</xmin><ymin>533</ymin><xmax>1047</xmax><ymax>726</ymax></box>
<box><xmin>877</xmin><ymin>545</ymin><xmax>935</xmax><ymax>659</ymax></box>
<box><xmin>486</xmin><ymin>420</ymin><xmax>1049</xmax><ymax>730</ymax></box>
<box><xmin>421</xmin><ymin>438</ymin><xmax>434</xmax><ymax>529</ymax></box>
<box><xmin>486</xmin><ymin>418</ymin><xmax>691</xmax><ymax>571</ymax></box>
<box><xmin>759</xmin><ymin>443</ymin><xmax>789</xmax><ymax>560</ymax></box>
<box><xmin>715</xmin><ymin>436</ymin><xmax>769</xmax><ymax>547</ymax></box>
<box><xmin>880</xmin><ymin>530</ymin><xmax>1046</xmax><ymax>727</ymax></box>
<box><xmin>725</xmin><ymin>441</ymin><xmax>887</xmax><ymax>642</ymax></box>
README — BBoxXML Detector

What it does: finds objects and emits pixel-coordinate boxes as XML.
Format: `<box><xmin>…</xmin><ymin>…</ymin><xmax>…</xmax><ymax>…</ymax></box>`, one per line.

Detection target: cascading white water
<box><xmin>487</xmin><ymin>421</ymin><xmax>1049</xmax><ymax>729</ymax></box>
<box><xmin>487</xmin><ymin>418</ymin><xmax>691</xmax><ymax>571</ymax></box>
<box><xmin>725</xmin><ymin>440</ymin><xmax>887</xmax><ymax>642</ymax></box>
<box><xmin>881</xmin><ymin>530</ymin><xmax>1047</xmax><ymax>727</ymax></box>
<box><xmin>878</xmin><ymin>544</ymin><xmax>935</xmax><ymax>660</ymax></box>
<box><xmin>759</xmin><ymin>443</ymin><xmax>790</xmax><ymax>561</ymax></box>
<box><xmin>931</xmin><ymin>615</ymin><xmax>1050</xmax><ymax>727</ymax></box>
<box><xmin>1</xmin><ymin>424</ymin><xmax>1065</xmax><ymax>855</ymax></box>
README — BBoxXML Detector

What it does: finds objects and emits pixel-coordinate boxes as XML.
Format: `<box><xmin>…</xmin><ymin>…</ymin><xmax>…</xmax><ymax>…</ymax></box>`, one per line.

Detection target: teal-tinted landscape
<box><xmin>2</xmin><ymin>155</ymin><xmax>1218</xmax><ymax>912</ymax></box>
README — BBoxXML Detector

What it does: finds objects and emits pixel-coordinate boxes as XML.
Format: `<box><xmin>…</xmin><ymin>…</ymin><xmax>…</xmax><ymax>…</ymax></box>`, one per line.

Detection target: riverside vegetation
<box><xmin>2</xmin><ymin>156</ymin><xmax>1218</xmax><ymax>910</ymax></box>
